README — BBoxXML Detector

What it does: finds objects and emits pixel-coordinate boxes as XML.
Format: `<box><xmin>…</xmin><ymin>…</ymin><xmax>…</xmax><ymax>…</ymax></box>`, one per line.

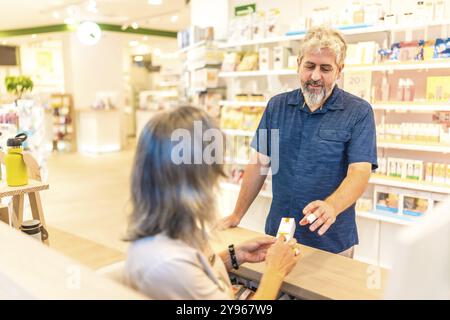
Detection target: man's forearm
<box><xmin>233</xmin><ymin>162</ymin><xmax>267</xmax><ymax>218</ymax></box>
<box><xmin>325</xmin><ymin>164</ymin><xmax>371</xmax><ymax>216</ymax></box>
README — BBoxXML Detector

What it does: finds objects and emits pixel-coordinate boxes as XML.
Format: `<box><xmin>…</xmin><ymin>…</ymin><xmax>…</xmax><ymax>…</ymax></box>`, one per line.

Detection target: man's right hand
<box><xmin>218</xmin><ymin>213</ymin><xmax>242</xmax><ymax>229</ymax></box>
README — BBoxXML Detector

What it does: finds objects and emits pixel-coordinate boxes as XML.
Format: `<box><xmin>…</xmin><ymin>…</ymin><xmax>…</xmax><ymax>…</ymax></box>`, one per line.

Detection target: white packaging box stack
<box><xmin>258</xmin><ymin>47</ymin><xmax>272</xmax><ymax>71</ymax></box>
<box><xmin>273</xmin><ymin>46</ymin><xmax>289</xmax><ymax>70</ymax></box>
<box><xmin>276</xmin><ymin>217</ymin><xmax>296</xmax><ymax>241</ymax></box>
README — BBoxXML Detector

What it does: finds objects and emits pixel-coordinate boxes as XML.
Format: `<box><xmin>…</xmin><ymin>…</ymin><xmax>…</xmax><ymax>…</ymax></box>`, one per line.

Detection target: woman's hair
<box><xmin>127</xmin><ymin>106</ymin><xmax>225</xmax><ymax>249</ymax></box>
<box><xmin>298</xmin><ymin>25</ymin><xmax>347</xmax><ymax>67</ymax></box>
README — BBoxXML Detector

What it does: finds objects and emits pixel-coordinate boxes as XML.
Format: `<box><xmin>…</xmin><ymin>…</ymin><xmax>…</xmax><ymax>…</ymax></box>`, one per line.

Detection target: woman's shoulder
<box><xmin>127</xmin><ymin>233</ymin><xmax>199</xmax><ymax>265</ymax></box>
<box><xmin>124</xmin><ymin>234</ymin><xmax>232</xmax><ymax>299</ymax></box>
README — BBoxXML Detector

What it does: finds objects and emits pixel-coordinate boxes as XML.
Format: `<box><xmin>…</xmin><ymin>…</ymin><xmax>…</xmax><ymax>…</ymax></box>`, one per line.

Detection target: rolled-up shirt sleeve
<box><xmin>250</xmin><ymin>101</ymin><xmax>272</xmax><ymax>157</ymax></box>
<box><xmin>347</xmin><ymin>106</ymin><xmax>378</xmax><ymax>171</ymax></box>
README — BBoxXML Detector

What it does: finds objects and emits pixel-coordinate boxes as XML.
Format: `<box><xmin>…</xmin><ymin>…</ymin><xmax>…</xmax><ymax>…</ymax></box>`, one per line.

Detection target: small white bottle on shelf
<box><xmin>396</xmin><ymin>79</ymin><xmax>405</xmax><ymax>101</ymax></box>
<box><xmin>381</xmin><ymin>75</ymin><xmax>390</xmax><ymax>101</ymax></box>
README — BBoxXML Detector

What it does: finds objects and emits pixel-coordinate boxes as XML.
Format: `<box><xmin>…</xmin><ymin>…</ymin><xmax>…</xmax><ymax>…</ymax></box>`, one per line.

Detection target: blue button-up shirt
<box><xmin>251</xmin><ymin>86</ymin><xmax>378</xmax><ymax>253</ymax></box>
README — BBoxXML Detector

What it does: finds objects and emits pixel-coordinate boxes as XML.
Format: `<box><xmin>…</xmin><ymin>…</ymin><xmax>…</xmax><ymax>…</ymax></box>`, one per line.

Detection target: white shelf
<box><xmin>219</xmin><ymin>100</ymin><xmax>267</xmax><ymax>107</ymax></box>
<box><xmin>346</xmin><ymin>59</ymin><xmax>450</xmax><ymax>71</ymax></box>
<box><xmin>377</xmin><ymin>141</ymin><xmax>450</xmax><ymax>153</ymax></box>
<box><xmin>220</xmin><ymin>182</ymin><xmax>272</xmax><ymax>198</ymax></box>
<box><xmin>218</xmin><ymin>21</ymin><xmax>450</xmax><ymax>48</ymax></box>
<box><xmin>219</xmin><ymin>69</ymin><xmax>297</xmax><ymax>78</ymax></box>
<box><xmin>369</xmin><ymin>176</ymin><xmax>450</xmax><ymax>194</ymax></box>
<box><xmin>219</xmin><ymin>60</ymin><xmax>450</xmax><ymax>78</ymax></box>
<box><xmin>222</xmin><ymin>129</ymin><xmax>255</xmax><ymax>137</ymax></box>
<box><xmin>372</xmin><ymin>103</ymin><xmax>450</xmax><ymax>112</ymax></box>
<box><xmin>219</xmin><ymin>34</ymin><xmax>305</xmax><ymax>49</ymax></box>
<box><xmin>356</xmin><ymin>210</ymin><xmax>415</xmax><ymax>226</ymax></box>
<box><xmin>175</xmin><ymin>40</ymin><xmax>207</xmax><ymax>54</ymax></box>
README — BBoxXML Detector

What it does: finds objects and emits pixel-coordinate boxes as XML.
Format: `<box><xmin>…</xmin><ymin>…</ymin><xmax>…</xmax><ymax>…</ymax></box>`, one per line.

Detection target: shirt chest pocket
<box><xmin>316</xmin><ymin>129</ymin><xmax>350</xmax><ymax>161</ymax></box>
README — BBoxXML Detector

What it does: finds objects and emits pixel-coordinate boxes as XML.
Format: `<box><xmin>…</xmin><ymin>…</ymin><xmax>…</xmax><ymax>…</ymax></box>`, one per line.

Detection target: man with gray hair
<box><xmin>222</xmin><ymin>26</ymin><xmax>378</xmax><ymax>258</ymax></box>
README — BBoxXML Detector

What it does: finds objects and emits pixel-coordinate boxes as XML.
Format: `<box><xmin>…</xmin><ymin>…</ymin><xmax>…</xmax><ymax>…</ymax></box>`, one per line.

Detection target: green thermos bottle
<box><xmin>5</xmin><ymin>133</ymin><xmax>28</xmax><ymax>187</ymax></box>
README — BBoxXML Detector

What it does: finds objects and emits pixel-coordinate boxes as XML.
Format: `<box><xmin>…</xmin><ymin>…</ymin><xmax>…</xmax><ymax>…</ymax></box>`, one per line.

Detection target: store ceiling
<box><xmin>0</xmin><ymin>0</ymin><xmax>190</xmax><ymax>32</ymax></box>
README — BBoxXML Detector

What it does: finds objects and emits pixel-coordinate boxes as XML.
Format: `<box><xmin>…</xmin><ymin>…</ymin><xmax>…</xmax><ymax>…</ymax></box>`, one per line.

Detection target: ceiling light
<box><xmin>87</xmin><ymin>0</ymin><xmax>98</xmax><ymax>13</ymax></box>
<box><xmin>77</xmin><ymin>21</ymin><xmax>102</xmax><ymax>45</ymax></box>
<box><xmin>142</xmin><ymin>36</ymin><xmax>149</xmax><ymax>41</ymax></box>
<box><xmin>134</xmin><ymin>56</ymin><xmax>144</xmax><ymax>62</ymax></box>
<box><xmin>171</xmin><ymin>15</ymin><xmax>178</xmax><ymax>23</ymax></box>
<box><xmin>131</xmin><ymin>22</ymin><xmax>139</xmax><ymax>29</ymax></box>
<box><xmin>31</xmin><ymin>34</ymin><xmax>37</xmax><ymax>39</ymax></box>
<box><xmin>64</xmin><ymin>17</ymin><xmax>77</xmax><ymax>25</ymax></box>
<box><xmin>121</xmin><ymin>24</ymin><xmax>129</xmax><ymax>31</ymax></box>
<box><xmin>148</xmin><ymin>0</ymin><xmax>162</xmax><ymax>5</ymax></box>
<box><xmin>52</xmin><ymin>11</ymin><xmax>60</xmax><ymax>19</ymax></box>
<box><xmin>153</xmin><ymin>48</ymin><xmax>161</xmax><ymax>56</ymax></box>
<box><xmin>129</xmin><ymin>40</ymin><xmax>139</xmax><ymax>47</ymax></box>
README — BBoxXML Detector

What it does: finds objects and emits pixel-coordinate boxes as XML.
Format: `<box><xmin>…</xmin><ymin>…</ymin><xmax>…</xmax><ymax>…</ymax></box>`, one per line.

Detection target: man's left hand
<box><xmin>299</xmin><ymin>200</ymin><xmax>337</xmax><ymax>236</ymax></box>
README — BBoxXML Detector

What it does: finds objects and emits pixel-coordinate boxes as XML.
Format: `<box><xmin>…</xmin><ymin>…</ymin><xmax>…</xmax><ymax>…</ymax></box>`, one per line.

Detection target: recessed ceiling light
<box><xmin>131</xmin><ymin>22</ymin><xmax>139</xmax><ymax>29</ymax></box>
<box><xmin>142</xmin><ymin>36</ymin><xmax>149</xmax><ymax>41</ymax></box>
<box><xmin>87</xmin><ymin>0</ymin><xmax>98</xmax><ymax>13</ymax></box>
<box><xmin>31</xmin><ymin>34</ymin><xmax>37</xmax><ymax>39</ymax></box>
<box><xmin>171</xmin><ymin>15</ymin><xmax>178</xmax><ymax>23</ymax></box>
<box><xmin>52</xmin><ymin>11</ymin><xmax>60</xmax><ymax>19</ymax></box>
<box><xmin>129</xmin><ymin>40</ymin><xmax>139</xmax><ymax>47</ymax></box>
<box><xmin>148</xmin><ymin>0</ymin><xmax>162</xmax><ymax>5</ymax></box>
<box><xmin>134</xmin><ymin>56</ymin><xmax>144</xmax><ymax>62</ymax></box>
<box><xmin>64</xmin><ymin>17</ymin><xmax>77</xmax><ymax>25</ymax></box>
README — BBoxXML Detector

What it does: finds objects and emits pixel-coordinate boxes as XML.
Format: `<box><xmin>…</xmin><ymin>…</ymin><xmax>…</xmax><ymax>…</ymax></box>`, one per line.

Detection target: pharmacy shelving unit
<box><xmin>217</xmin><ymin>20</ymin><xmax>450</xmax><ymax>268</ymax></box>
<box><xmin>218</xmin><ymin>20</ymin><xmax>450</xmax><ymax>49</ymax></box>
<box><xmin>50</xmin><ymin>93</ymin><xmax>75</xmax><ymax>152</ymax></box>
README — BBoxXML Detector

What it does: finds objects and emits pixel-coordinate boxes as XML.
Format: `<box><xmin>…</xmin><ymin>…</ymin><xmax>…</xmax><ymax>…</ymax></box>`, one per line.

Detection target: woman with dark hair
<box><xmin>125</xmin><ymin>106</ymin><xmax>300</xmax><ymax>300</ymax></box>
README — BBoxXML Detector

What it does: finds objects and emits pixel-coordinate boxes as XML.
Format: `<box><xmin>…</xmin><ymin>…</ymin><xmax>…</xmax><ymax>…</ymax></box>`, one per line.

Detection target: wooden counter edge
<box><xmin>211</xmin><ymin>227</ymin><xmax>389</xmax><ymax>300</ymax></box>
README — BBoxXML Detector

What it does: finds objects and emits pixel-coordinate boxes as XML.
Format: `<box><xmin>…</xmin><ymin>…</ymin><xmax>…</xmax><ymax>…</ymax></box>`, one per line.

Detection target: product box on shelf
<box><xmin>251</xmin><ymin>11</ymin><xmax>266</xmax><ymax>40</ymax></box>
<box><xmin>258</xmin><ymin>47</ymin><xmax>272</xmax><ymax>71</ymax></box>
<box><xmin>273</xmin><ymin>46</ymin><xmax>289</xmax><ymax>70</ymax></box>
<box><xmin>426</xmin><ymin>76</ymin><xmax>450</xmax><ymax>102</ymax></box>
<box><xmin>356</xmin><ymin>198</ymin><xmax>373</xmax><ymax>212</ymax></box>
<box><xmin>434</xmin><ymin>38</ymin><xmax>450</xmax><ymax>58</ymax></box>
<box><xmin>403</xmin><ymin>194</ymin><xmax>429</xmax><ymax>217</ymax></box>
<box><xmin>221</xmin><ymin>52</ymin><xmax>242</xmax><ymax>72</ymax></box>
<box><xmin>375</xmin><ymin>187</ymin><xmax>400</xmax><ymax>214</ymax></box>
<box><xmin>237</xmin><ymin>52</ymin><xmax>259</xmax><ymax>71</ymax></box>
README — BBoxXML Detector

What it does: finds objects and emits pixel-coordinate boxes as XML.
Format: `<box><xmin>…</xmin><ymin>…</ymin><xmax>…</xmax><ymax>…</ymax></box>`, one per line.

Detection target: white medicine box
<box><xmin>273</xmin><ymin>46</ymin><xmax>289</xmax><ymax>70</ymax></box>
<box><xmin>258</xmin><ymin>47</ymin><xmax>272</xmax><ymax>71</ymax></box>
<box><xmin>276</xmin><ymin>217</ymin><xmax>296</xmax><ymax>241</ymax></box>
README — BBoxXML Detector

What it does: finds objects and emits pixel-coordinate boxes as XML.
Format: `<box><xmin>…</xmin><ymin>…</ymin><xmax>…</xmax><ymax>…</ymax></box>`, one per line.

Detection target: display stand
<box><xmin>77</xmin><ymin>109</ymin><xmax>121</xmax><ymax>154</ymax></box>
<box><xmin>50</xmin><ymin>94</ymin><xmax>76</xmax><ymax>152</ymax></box>
<box><xmin>0</xmin><ymin>152</ymin><xmax>49</xmax><ymax>244</ymax></box>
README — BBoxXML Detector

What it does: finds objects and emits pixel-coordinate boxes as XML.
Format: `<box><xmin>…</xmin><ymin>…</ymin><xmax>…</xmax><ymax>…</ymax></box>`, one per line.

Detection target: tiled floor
<box><xmin>38</xmin><ymin>147</ymin><xmax>136</xmax><ymax>262</ymax></box>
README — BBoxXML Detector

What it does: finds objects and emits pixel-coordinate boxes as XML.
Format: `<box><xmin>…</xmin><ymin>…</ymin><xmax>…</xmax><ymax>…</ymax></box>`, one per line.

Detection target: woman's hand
<box><xmin>235</xmin><ymin>236</ymin><xmax>276</xmax><ymax>264</ymax></box>
<box><xmin>265</xmin><ymin>236</ymin><xmax>301</xmax><ymax>278</ymax></box>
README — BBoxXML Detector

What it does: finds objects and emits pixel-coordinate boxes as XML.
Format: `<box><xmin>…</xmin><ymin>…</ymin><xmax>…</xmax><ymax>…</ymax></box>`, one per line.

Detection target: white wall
<box><xmin>191</xmin><ymin>0</ymin><xmax>230</xmax><ymax>40</ymax></box>
<box><xmin>63</xmin><ymin>31</ymin><xmax>126</xmax><ymax>110</ymax></box>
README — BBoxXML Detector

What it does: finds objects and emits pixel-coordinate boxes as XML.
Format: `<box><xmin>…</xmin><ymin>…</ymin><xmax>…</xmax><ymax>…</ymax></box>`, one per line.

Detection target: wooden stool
<box><xmin>0</xmin><ymin>152</ymin><xmax>50</xmax><ymax>244</ymax></box>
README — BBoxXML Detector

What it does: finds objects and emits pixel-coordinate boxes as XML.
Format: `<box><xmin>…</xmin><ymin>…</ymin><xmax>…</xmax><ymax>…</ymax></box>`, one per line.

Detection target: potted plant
<box><xmin>4</xmin><ymin>76</ymin><xmax>34</xmax><ymax>105</ymax></box>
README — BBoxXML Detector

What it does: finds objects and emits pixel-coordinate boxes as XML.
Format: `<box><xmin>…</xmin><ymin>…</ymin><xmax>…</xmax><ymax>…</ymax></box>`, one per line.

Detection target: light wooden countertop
<box><xmin>210</xmin><ymin>227</ymin><xmax>389</xmax><ymax>300</ymax></box>
<box><xmin>0</xmin><ymin>179</ymin><xmax>49</xmax><ymax>198</ymax></box>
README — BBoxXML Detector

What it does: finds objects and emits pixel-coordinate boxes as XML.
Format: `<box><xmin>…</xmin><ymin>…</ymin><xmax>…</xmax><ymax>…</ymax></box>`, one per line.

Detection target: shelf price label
<box><xmin>343</xmin><ymin>71</ymin><xmax>372</xmax><ymax>103</ymax></box>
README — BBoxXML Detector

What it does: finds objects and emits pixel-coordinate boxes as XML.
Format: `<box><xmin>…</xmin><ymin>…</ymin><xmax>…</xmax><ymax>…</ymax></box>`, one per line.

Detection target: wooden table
<box><xmin>0</xmin><ymin>179</ymin><xmax>50</xmax><ymax>243</ymax></box>
<box><xmin>210</xmin><ymin>227</ymin><xmax>389</xmax><ymax>300</ymax></box>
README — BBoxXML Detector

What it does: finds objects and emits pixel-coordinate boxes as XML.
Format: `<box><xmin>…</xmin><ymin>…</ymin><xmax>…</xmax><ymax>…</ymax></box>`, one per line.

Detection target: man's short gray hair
<box><xmin>298</xmin><ymin>26</ymin><xmax>347</xmax><ymax>67</ymax></box>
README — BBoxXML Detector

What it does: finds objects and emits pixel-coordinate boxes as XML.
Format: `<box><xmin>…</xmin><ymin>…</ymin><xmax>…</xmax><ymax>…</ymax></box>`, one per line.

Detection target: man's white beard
<box><xmin>300</xmin><ymin>82</ymin><xmax>335</xmax><ymax>108</ymax></box>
